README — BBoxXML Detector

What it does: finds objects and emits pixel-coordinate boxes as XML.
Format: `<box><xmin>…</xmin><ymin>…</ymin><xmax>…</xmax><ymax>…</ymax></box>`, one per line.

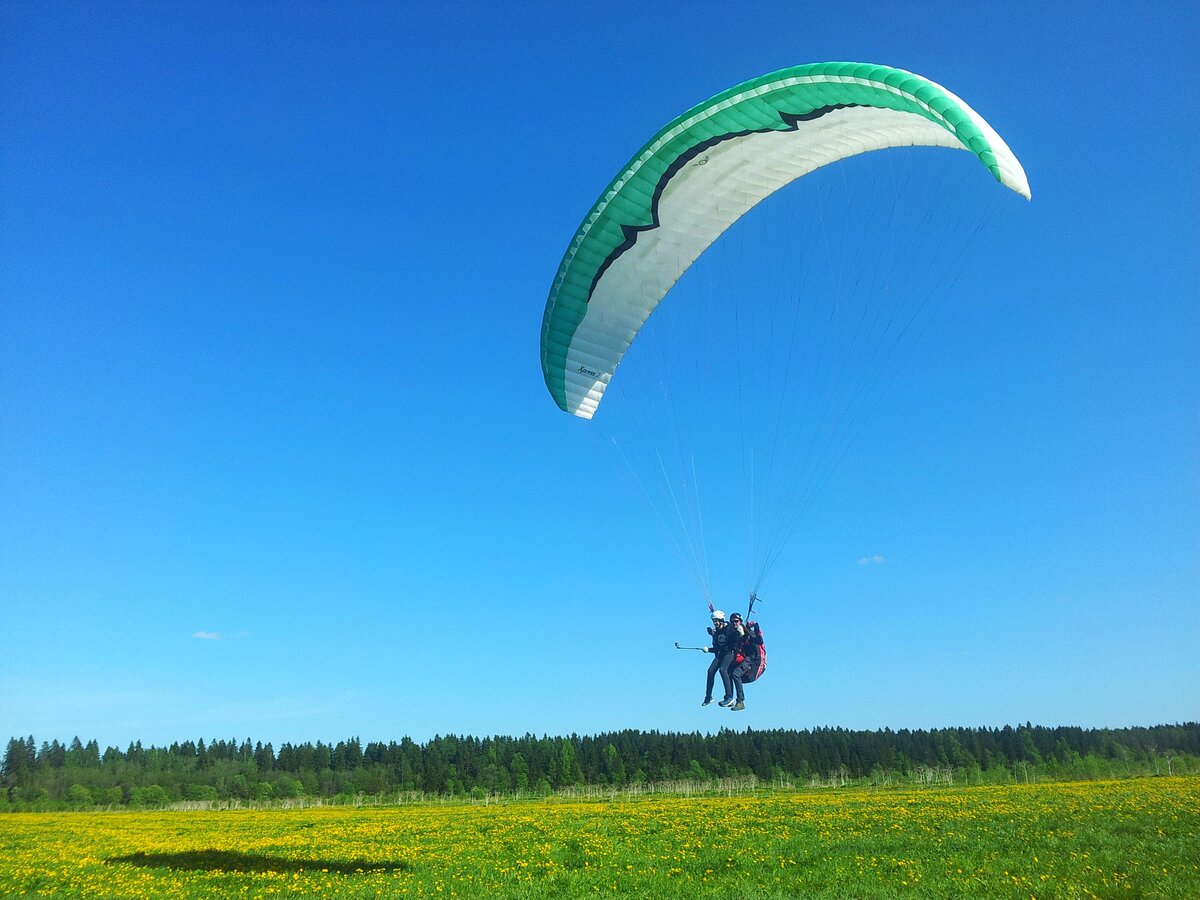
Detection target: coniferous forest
<box><xmin>3</xmin><ymin>724</ymin><xmax>1197</xmax><ymax>810</ymax></box>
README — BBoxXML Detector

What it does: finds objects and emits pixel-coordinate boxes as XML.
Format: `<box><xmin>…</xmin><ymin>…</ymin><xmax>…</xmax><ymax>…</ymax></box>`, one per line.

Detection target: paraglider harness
<box><xmin>735</xmin><ymin>620</ymin><xmax>767</xmax><ymax>684</ymax></box>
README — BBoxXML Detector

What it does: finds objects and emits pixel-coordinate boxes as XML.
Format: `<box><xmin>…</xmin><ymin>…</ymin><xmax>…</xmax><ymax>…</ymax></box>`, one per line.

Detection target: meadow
<box><xmin>2</xmin><ymin>777</ymin><xmax>1197</xmax><ymax>898</ymax></box>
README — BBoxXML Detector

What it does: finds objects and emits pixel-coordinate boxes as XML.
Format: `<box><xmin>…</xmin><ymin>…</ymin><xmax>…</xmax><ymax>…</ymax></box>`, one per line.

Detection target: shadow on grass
<box><xmin>106</xmin><ymin>849</ymin><xmax>411</xmax><ymax>875</ymax></box>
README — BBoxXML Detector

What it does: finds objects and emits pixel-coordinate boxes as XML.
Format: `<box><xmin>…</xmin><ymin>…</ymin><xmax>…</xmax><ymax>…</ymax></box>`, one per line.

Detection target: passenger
<box><xmin>701</xmin><ymin>610</ymin><xmax>742</xmax><ymax>707</ymax></box>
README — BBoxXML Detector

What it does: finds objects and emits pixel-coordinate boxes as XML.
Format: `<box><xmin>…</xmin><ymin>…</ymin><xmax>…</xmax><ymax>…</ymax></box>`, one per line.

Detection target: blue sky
<box><xmin>2</xmin><ymin>1</ymin><xmax>1197</xmax><ymax>749</ymax></box>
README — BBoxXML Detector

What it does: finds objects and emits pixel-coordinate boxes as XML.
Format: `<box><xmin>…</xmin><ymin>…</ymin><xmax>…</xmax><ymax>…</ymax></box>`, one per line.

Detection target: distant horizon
<box><xmin>6</xmin><ymin>723</ymin><xmax>1196</xmax><ymax>812</ymax></box>
<box><xmin>9</xmin><ymin>720</ymin><xmax>1200</xmax><ymax>751</ymax></box>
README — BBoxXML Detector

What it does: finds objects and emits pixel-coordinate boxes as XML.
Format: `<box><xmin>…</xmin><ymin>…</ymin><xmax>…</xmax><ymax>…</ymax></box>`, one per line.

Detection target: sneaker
<box><xmin>731</xmin><ymin>700</ymin><xmax>745</xmax><ymax>711</ymax></box>
<box><xmin>701</xmin><ymin>697</ymin><xmax>713</xmax><ymax>706</ymax></box>
<box><xmin>718</xmin><ymin>698</ymin><xmax>734</xmax><ymax>707</ymax></box>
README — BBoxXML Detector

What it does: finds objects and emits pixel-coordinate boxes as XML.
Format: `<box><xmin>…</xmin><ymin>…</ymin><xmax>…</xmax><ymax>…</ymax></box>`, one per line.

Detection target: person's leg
<box><xmin>731</xmin><ymin>663</ymin><xmax>745</xmax><ymax>702</ymax></box>
<box><xmin>704</xmin><ymin>655</ymin><xmax>720</xmax><ymax>701</ymax></box>
<box><xmin>718</xmin><ymin>652</ymin><xmax>734</xmax><ymax>702</ymax></box>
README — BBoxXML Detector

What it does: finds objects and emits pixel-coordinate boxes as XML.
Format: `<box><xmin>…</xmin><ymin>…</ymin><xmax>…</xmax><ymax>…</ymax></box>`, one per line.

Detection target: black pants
<box><xmin>730</xmin><ymin>660</ymin><xmax>752</xmax><ymax>701</ymax></box>
<box><xmin>705</xmin><ymin>651</ymin><xmax>734</xmax><ymax>701</ymax></box>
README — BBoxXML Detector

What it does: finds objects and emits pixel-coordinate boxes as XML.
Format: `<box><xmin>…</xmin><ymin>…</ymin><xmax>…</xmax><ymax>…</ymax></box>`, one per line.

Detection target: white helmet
<box><xmin>711</xmin><ymin>610</ymin><xmax>725</xmax><ymax>621</ymax></box>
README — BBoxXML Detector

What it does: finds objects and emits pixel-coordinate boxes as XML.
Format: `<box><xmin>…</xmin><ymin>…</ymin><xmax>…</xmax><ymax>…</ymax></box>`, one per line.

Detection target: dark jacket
<box><xmin>738</xmin><ymin>623</ymin><xmax>763</xmax><ymax>663</ymax></box>
<box><xmin>707</xmin><ymin>622</ymin><xmax>742</xmax><ymax>656</ymax></box>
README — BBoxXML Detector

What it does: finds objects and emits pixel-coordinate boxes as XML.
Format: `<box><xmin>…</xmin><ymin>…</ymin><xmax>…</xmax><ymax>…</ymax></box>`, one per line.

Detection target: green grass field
<box><xmin>2</xmin><ymin>777</ymin><xmax>1197</xmax><ymax>897</ymax></box>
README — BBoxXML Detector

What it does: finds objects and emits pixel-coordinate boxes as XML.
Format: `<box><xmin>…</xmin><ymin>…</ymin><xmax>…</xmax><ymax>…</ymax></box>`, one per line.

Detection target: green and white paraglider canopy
<box><xmin>539</xmin><ymin>61</ymin><xmax>1029</xmax><ymax>420</ymax></box>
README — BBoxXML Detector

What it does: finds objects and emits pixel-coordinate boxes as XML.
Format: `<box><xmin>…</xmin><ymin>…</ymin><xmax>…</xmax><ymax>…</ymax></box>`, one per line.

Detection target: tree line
<box><xmin>3</xmin><ymin>723</ymin><xmax>1196</xmax><ymax>810</ymax></box>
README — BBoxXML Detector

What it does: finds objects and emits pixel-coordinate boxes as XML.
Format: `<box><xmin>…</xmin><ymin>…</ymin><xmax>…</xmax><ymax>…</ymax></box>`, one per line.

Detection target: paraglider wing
<box><xmin>540</xmin><ymin>61</ymin><xmax>1029</xmax><ymax>419</ymax></box>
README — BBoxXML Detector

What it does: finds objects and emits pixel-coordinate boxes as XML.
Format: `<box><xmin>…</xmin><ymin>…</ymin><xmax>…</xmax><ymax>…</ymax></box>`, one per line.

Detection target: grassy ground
<box><xmin>1</xmin><ymin>777</ymin><xmax>1197</xmax><ymax>897</ymax></box>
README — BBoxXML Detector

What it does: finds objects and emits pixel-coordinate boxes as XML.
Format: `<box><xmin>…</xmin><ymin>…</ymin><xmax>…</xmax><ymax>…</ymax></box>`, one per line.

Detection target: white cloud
<box><xmin>857</xmin><ymin>555</ymin><xmax>885</xmax><ymax>565</ymax></box>
<box><xmin>192</xmin><ymin>630</ymin><xmax>251</xmax><ymax>640</ymax></box>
